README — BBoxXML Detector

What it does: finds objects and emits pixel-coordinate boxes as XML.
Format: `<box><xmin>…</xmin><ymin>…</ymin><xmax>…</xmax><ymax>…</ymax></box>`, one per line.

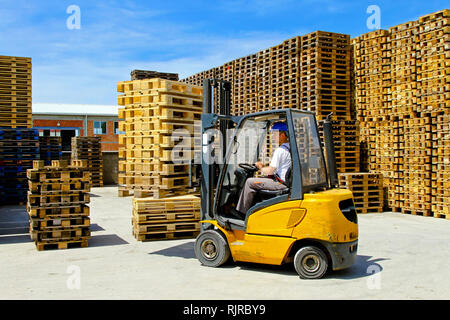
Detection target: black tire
<box><xmin>194</xmin><ymin>230</ymin><xmax>231</xmax><ymax>267</ymax></box>
<box><xmin>294</xmin><ymin>246</ymin><xmax>329</xmax><ymax>279</ymax></box>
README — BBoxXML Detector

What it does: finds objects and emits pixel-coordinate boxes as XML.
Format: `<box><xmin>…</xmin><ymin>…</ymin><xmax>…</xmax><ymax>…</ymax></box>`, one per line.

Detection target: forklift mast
<box><xmin>201</xmin><ymin>79</ymin><xmax>234</xmax><ymax>224</ymax></box>
<box><xmin>322</xmin><ymin>113</ymin><xmax>338</xmax><ymax>189</ymax></box>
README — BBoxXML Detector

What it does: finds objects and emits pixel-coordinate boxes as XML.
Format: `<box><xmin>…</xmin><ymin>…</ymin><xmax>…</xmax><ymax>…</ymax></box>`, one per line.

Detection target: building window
<box><xmin>114</xmin><ymin>122</ymin><xmax>119</xmax><ymax>135</ymax></box>
<box><xmin>94</xmin><ymin>121</ymin><xmax>107</xmax><ymax>135</ymax></box>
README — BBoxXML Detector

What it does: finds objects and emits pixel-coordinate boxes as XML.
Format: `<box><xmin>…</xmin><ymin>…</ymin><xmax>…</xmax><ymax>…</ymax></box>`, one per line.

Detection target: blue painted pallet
<box><xmin>0</xmin><ymin>166</ymin><xmax>29</xmax><ymax>173</ymax></box>
<box><xmin>0</xmin><ymin>128</ymin><xmax>38</xmax><ymax>135</ymax></box>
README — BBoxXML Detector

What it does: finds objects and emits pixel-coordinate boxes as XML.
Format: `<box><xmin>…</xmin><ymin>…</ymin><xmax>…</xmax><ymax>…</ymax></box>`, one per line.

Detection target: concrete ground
<box><xmin>0</xmin><ymin>186</ymin><xmax>449</xmax><ymax>300</ymax></box>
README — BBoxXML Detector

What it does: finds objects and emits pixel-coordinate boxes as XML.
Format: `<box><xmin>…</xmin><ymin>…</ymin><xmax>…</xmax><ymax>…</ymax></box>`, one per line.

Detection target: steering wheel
<box><xmin>239</xmin><ymin>163</ymin><xmax>259</xmax><ymax>172</ymax></box>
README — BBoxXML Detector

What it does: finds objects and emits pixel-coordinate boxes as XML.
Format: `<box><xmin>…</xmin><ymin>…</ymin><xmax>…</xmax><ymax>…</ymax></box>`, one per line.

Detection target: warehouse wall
<box><xmin>33</xmin><ymin>116</ymin><xmax>119</xmax><ymax>151</ymax></box>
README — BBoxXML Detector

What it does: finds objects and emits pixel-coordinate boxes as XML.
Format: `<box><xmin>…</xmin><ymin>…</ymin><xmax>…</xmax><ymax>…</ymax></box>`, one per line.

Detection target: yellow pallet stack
<box><xmin>117</xmin><ymin>78</ymin><xmax>203</xmax><ymax>199</ymax></box>
<box><xmin>338</xmin><ymin>173</ymin><xmax>384</xmax><ymax>214</ymax></box>
<box><xmin>352</xmin><ymin>9</ymin><xmax>449</xmax><ymax>218</ymax></box>
<box><xmin>132</xmin><ymin>195</ymin><xmax>201</xmax><ymax>241</ymax></box>
<box><xmin>0</xmin><ymin>55</ymin><xmax>32</xmax><ymax>128</ymax></box>
<box><xmin>417</xmin><ymin>9</ymin><xmax>450</xmax><ymax>218</ymax></box>
<box><xmin>27</xmin><ymin>160</ymin><xmax>91</xmax><ymax>251</ymax></box>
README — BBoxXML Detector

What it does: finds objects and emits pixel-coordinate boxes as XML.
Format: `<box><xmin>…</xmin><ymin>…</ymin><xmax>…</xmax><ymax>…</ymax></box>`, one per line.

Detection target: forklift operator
<box><xmin>236</xmin><ymin>122</ymin><xmax>292</xmax><ymax>215</ymax></box>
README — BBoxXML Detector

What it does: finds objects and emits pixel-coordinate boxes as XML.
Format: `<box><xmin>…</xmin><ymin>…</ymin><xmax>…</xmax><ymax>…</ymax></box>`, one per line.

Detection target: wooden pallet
<box><xmin>133</xmin><ymin>221</ymin><xmax>200</xmax><ymax>234</ymax></box>
<box><xmin>35</xmin><ymin>239</ymin><xmax>89</xmax><ymax>251</ymax></box>
<box><xmin>27</xmin><ymin>205</ymin><xmax>90</xmax><ymax>218</ymax></box>
<box><xmin>132</xmin><ymin>229</ymin><xmax>200</xmax><ymax>242</ymax></box>
<box><xmin>27</xmin><ymin>192</ymin><xmax>90</xmax><ymax>207</ymax></box>
<box><xmin>132</xmin><ymin>211</ymin><xmax>200</xmax><ymax>224</ymax></box>
<box><xmin>356</xmin><ymin>207</ymin><xmax>383</xmax><ymax>214</ymax></box>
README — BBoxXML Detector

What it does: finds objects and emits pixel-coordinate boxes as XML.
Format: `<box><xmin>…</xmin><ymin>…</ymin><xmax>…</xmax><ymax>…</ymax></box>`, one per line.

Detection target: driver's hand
<box><xmin>255</xmin><ymin>161</ymin><xmax>263</xmax><ymax>170</ymax></box>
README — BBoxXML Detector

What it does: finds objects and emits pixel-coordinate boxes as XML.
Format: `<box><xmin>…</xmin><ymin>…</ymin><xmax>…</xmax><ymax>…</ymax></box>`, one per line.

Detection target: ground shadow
<box><xmin>149</xmin><ymin>241</ymin><xmax>197</xmax><ymax>259</ymax></box>
<box><xmin>147</xmin><ymin>241</ymin><xmax>389</xmax><ymax>279</ymax></box>
<box><xmin>88</xmin><ymin>234</ymin><xmax>129</xmax><ymax>247</ymax></box>
<box><xmin>89</xmin><ymin>193</ymin><xmax>101</xmax><ymax>197</ymax></box>
<box><xmin>0</xmin><ymin>234</ymin><xmax>33</xmax><ymax>245</ymax></box>
<box><xmin>90</xmin><ymin>223</ymin><xmax>105</xmax><ymax>232</ymax></box>
<box><xmin>0</xmin><ymin>205</ymin><xmax>28</xmax><ymax>223</ymax></box>
<box><xmin>221</xmin><ymin>255</ymin><xmax>389</xmax><ymax>279</ymax></box>
<box><xmin>328</xmin><ymin>255</ymin><xmax>389</xmax><ymax>280</ymax></box>
<box><xmin>231</xmin><ymin>261</ymin><xmax>298</xmax><ymax>277</ymax></box>
<box><xmin>0</xmin><ymin>223</ymin><xmax>29</xmax><ymax>236</ymax></box>
<box><xmin>0</xmin><ymin>205</ymin><xmax>31</xmax><ymax>244</ymax></box>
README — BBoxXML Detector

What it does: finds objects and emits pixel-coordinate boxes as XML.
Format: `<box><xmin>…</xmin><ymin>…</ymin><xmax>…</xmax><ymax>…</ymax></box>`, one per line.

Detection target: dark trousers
<box><xmin>236</xmin><ymin>177</ymin><xmax>288</xmax><ymax>214</ymax></box>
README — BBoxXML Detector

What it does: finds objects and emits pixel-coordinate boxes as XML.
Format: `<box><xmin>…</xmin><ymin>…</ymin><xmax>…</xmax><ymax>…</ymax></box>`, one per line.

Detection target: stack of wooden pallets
<box><xmin>417</xmin><ymin>10</ymin><xmax>449</xmax><ymax>219</ymax></box>
<box><xmin>431</xmin><ymin>111</ymin><xmax>449</xmax><ymax>218</ymax></box>
<box><xmin>351</xmin><ymin>9</ymin><xmax>449</xmax><ymax>218</ymax></box>
<box><xmin>317</xmin><ymin>119</ymin><xmax>360</xmax><ymax>173</ymax></box>
<box><xmin>351</xmin><ymin>29</ymin><xmax>392</xmax><ymax>174</ymax></box>
<box><xmin>270</xmin><ymin>36</ymin><xmax>300</xmax><ymax>111</ymax></box>
<box><xmin>389</xmin><ymin>20</ymin><xmax>421</xmax><ymax>214</ymax></box>
<box><xmin>38</xmin><ymin>136</ymin><xmax>62</xmax><ymax>165</ymax></box>
<box><xmin>0</xmin><ymin>128</ymin><xmax>39</xmax><ymax>204</ymax></box>
<box><xmin>132</xmin><ymin>195</ymin><xmax>201</xmax><ymax>241</ymax></box>
<box><xmin>130</xmin><ymin>70</ymin><xmax>179</xmax><ymax>81</ymax></box>
<box><xmin>257</xmin><ymin>48</ymin><xmax>271</xmax><ymax>111</ymax></box>
<box><xmin>117</xmin><ymin>78</ymin><xmax>202</xmax><ymax>199</ymax></box>
<box><xmin>338</xmin><ymin>173</ymin><xmax>384</xmax><ymax>214</ymax></box>
<box><xmin>179</xmin><ymin>11</ymin><xmax>448</xmax><ymax>219</ymax></box>
<box><xmin>233</xmin><ymin>54</ymin><xmax>258</xmax><ymax>115</ymax></box>
<box><xmin>300</xmin><ymin>31</ymin><xmax>351</xmax><ymax>120</ymax></box>
<box><xmin>27</xmin><ymin>160</ymin><xmax>91</xmax><ymax>251</ymax></box>
<box><xmin>0</xmin><ymin>55</ymin><xmax>32</xmax><ymax>128</ymax></box>
<box><xmin>181</xmin><ymin>31</ymin><xmax>358</xmax><ymax>175</ymax></box>
<box><xmin>71</xmin><ymin>136</ymin><xmax>103</xmax><ymax>187</ymax></box>
<box><xmin>300</xmin><ymin>31</ymin><xmax>359</xmax><ymax>173</ymax></box>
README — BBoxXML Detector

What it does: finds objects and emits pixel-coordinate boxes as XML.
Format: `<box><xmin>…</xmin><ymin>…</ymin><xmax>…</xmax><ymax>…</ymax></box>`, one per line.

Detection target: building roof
<box><xmin>33</xmin><ymin>103</ymin><xmax>118</xmax><ymax>116</ymax></box>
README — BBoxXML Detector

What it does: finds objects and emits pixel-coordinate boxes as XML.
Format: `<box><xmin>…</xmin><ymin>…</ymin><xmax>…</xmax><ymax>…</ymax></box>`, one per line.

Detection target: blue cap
<box><xmin>271</xmin><ymin>122</ymin><xmax>287</xmax><ymax>132</ymax></box>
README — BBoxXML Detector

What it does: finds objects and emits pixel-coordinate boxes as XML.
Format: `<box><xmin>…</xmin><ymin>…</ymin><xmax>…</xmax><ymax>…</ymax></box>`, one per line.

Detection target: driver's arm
<box><xmin>255</xmin><ymin>161</ymin><xmax>276</xmax><ymax>176</ymax></box>
<box><xmin>255</xmin><ymin>147</ymin><xmax>282</xmax><ymax>176</ymax></box>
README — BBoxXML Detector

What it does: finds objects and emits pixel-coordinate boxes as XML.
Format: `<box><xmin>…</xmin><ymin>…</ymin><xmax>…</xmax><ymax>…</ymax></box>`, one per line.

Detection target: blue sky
<box><xmin>1</xmin><ymin>0</ymin><xmax>448</xmax><ymax>105</ymax></box>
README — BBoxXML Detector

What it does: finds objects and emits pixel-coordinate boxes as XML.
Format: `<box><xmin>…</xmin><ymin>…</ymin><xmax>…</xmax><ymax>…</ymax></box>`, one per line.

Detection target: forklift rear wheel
<box><xmin>195</xmin><ymin>230</ymin><xmax>230</xmax><ymax>267</ymax></box>
<box><xmin>294</xmin><ymin>246</ymin><xmax>328</xmax><ymax>279</ymax></box>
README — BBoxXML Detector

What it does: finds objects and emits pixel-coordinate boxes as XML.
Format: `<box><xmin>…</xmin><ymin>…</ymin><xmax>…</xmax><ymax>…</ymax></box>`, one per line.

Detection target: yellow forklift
<box><xmin>194</xmin><ymin>79</ymin><xmax>358</xmax><ymax>279</ymax></box>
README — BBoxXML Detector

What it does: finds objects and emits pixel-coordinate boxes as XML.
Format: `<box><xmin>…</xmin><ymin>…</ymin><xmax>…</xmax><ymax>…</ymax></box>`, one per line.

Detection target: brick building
<box><xmin>32</xmin><ymin>103</ymin><xmax>120</xmax><ymax>184</ymax></box>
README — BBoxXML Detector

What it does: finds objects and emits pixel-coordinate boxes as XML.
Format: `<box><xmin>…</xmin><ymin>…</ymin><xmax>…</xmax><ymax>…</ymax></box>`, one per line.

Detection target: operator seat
<box><xmin>257</xmin><ymin>167</ymin><xmax>292</xmax><ymax>200</ymax></box>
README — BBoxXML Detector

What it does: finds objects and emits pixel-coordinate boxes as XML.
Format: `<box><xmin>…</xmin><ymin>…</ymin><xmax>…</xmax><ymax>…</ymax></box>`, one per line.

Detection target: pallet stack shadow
<box><xmin>0</xmin><ymin>55</ymin><xmax>32</xmax><ymax>128</ymax></box>
<box><xmin>27</xmin><ymin>160</ymin><xmax>91</xmax><ymax>251</ymax></box>
<box><xmin>352</xmin><ymin>9</ymin><xmax>449</xmax><ymax>218</ymax></box>
<box><xmin>181</xmin><ymin>31</ymin><xmax>360</xmax><ymax>174</ymax></box>
<box><xmin>338</xmin><ymin>173</ymin><xmax>384</xmax><ymax>214</ymax></box>
<box><xmin>71</xmin><ymin>136</ymin><xmax>103</xmax><ymax>187</ymax></box>
<box><xmin>39</xmin><ymin>136</ymin><xmax>62</xmax><ymax>165</ymax></box>
<box><xmin>132</xmin><ymin>195</ymin><xmax>201</xmax><ymax>241</ymax></box>
<box><xmin>0</xmin><ymin>128</ymin><xmax>39</xmax><ymax>204</ymax></box>
<box><xmin>117</xmin><ymin>78</ymin><xmax>203</xmax><ymax>199</ymax></box>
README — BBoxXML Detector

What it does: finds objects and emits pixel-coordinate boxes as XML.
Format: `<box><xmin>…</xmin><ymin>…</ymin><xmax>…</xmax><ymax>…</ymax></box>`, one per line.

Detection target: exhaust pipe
<box><xmin>323</xmin><ymin>113</ymin><xmax>338</xmax><ymax>188</ymax></box>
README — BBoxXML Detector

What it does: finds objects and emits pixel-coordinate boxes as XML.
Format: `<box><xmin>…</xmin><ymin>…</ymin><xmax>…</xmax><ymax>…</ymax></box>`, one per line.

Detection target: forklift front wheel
<box><xmin>195</xmin><ymin>230</ymin><xmax>231</xmax><ymax>267</ymax></box>
<box><xmin>294</xmin><ymin>246</ymin><xmax>329</xmax><ymax>279</ymax></box>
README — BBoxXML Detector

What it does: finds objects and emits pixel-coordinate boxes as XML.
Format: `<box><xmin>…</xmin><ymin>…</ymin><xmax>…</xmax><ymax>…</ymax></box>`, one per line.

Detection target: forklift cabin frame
<box><xmin>202</xmin><ymin>110</ymin><xmax>330</xmax><ymax>231</ymax></box>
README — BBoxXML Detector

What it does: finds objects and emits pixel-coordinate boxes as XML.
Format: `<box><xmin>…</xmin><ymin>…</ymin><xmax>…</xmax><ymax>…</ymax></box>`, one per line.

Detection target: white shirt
<box><xmin>270</xmin><ymin>145</ymin><xmax>291</xmax><ymax>181</ymax></box>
